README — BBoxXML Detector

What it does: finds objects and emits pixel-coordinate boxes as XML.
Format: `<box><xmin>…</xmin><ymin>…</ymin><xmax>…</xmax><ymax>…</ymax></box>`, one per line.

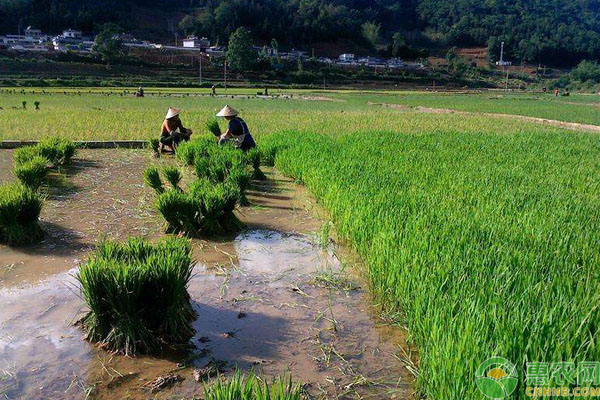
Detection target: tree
<box><xmin>445</xmin><ymin>47</ymin><xmax>468</xmax><ymax>77</ymax></box>
<box><xmin>226</xmin><ymin>27</ymin><xmax>257</xmax><ymax>72</ymax></box>
<box><xmin>361</xmin><ymin>21</ymin><xmax>381</xmax><ymax>50</ymax></box>
<box><xmin>390</xmin><ymin>32</ymin><xmax>406</xmax><ymax>57</ymax></box>
<box><xmin>93</xmin><ymin>23</ymin><xmax>124</xmax><ymax>68</ymax></box>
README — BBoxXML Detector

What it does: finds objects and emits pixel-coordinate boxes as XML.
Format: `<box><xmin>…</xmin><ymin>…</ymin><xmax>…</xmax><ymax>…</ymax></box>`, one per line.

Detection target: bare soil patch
<box><xmin>0</xmin><ymin>149</ymin><xmax>414</xmax><ymax>399</ymax></box>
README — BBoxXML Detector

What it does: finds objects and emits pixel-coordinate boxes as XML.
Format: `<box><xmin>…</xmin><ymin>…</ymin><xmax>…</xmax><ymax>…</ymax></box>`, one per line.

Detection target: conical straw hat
<box><xmin>165</xmin><ymin>107</ymin><xmax>180</xmax><ymax>119</ymax></box>
<box><xmin>216</xmin><ymin>105</ymin><xmax>239</xmax><ymax>117</ymax></box>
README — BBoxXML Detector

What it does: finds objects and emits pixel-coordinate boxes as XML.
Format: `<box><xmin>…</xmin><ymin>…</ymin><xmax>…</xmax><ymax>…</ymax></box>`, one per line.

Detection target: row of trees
<box><xmin>2</xmin><ymin>0</ymin><xmax>600</xmax><ymax>66</ymax></box>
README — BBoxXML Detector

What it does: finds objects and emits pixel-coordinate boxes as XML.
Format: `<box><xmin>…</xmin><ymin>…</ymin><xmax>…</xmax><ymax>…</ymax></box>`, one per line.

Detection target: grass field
<box><xmin>1</xmin><ymin>89</ymin><xmax>599</xmax><ymax>141</ymax></box>
<box><xmin>1</xmin><ymin>88</ymin><xmax>599</xmax><ymax>399</ymax></box>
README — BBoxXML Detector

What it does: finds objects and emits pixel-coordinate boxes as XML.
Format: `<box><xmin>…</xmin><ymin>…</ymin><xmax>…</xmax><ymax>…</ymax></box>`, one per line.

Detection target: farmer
<box><xmin>216</xmin><ymin>105</ymin><xmax>256</xmax><ymax>151</ymax></box>
<box><xmin>159</xmin><ymin>107</ymin><xmax>193</xmax><ymax>152</ymax></box>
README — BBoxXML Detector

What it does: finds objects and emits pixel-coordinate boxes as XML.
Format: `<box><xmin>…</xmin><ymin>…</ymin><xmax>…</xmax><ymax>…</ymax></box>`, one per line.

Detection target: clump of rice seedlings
<box><xmin>156</xmin><ymin>189</ymin><xmax>202</xmax><ymax>234</ymax></box>
<box><xmin>149</xmin><ymin>138</ymin><xmax>160</xmax><ymax>157</ymax></box>
<box><xmin>14</xmin><ymin>156</ymin><xmax>48</xmax><ymax>189</ymax></box>
<box><xmin>176</xmin><ymin>136</ymin><xmax>217</xmax><ymax>165</ymax></box>
<box><xmin>0</xmin><ymin>183</ymin><xmax>44</xmax><ymax>245</ymax></box>
<box><xmin>34</xmin><ymin>101</ymin><xmax>40</xmax><ymax>110</ymax></box>
<box><xmin>13</xmin><ymin>145</ymin><xmax>42</xmax><ymax>167</ymax></box>
<box><xmin>203</xmin><ymin>370</ymin><xmax>303</xmax><ymax>400</ymax></box>
<box><xmin>37</xmin><ymin>137</ymin><xmax>76</xmax><ymax>166</ymax></box>
<box><xmin>13</xmin><ymin>137</ymin><xmax>76</xmax><ymax>168</ymax></box>
<box><xmin>76</xmin><ymin>237</ymin><xmax>196</xmax><ymax>355</ymax></box>
<box><xmin>247</xmin><ymin>148</ymin><xmax>266</xmax><ymax>180</ymax></box>
<box><xmin>205</xmin><ymin>119</ymin><xmax>222</xmax><ymax>137</ymax></box>
<box><xmin>143</xmin><ymin>166</ymin><xmax>164</xmax><ymax>194</ymax></box>
<box><xmin>162</xmin><ymin>166</ymin><xmax>182</xmax><ymax>190</ymax></box>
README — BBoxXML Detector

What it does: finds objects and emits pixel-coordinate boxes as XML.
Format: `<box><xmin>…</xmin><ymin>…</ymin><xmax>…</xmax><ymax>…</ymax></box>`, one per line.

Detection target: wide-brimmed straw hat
<box><xmin>165</xmin><ymin>107</ymin><xmax>180</xmax><ymax>119</ymax></box>
<box><xmin>216</xmin><ymin>105</ymin><xmax>239</xmax><ymax>117</ymax></box>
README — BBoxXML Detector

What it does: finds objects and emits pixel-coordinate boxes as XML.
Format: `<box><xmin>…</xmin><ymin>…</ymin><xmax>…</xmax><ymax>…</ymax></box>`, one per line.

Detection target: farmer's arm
<box><xmin>218</xmin><ymin>129</ymin><xmax>231</xmax><ymax>145</ymax></box>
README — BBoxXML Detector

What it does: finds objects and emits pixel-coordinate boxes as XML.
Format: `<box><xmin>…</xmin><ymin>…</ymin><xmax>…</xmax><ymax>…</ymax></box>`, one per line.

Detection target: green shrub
<box><xmin>0</xmin><ymin>183</ymin><xmax>43</xmax><ymax>245</ymax></box>
<box><xmin>14</xmin><ymin>156</ymin><xmax>48</xmax><ymax>189</ymax></box>
<box><xmin>76</xmin><ymin>237</ymin><xmax>195</xmax><ymax>355</ymax></box>
<box><xmin>203</xmin><ymin>370</ymin><xmax>302</xmax><ymax>400</ymax></box>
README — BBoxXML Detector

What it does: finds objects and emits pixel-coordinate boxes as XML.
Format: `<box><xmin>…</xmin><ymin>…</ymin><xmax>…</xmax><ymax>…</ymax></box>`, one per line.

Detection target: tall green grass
<box><xmin>262</xmin><ymin>129</ymin><xmax>600</xmax><ymax>399</ymax></box>
<box><xmin>203</xmin><ymin>371</ymin><xmax>302</xmax><ymax>400</ymax></box>
<box><xmin>77</xmin><ymin>237</ymin><xmax>195</xmax><ymax>355</ymax></box>
<box><xmin>0</xmin><ymin>183</ymin><xmax>43</xmax><ymax>245</ymax></box>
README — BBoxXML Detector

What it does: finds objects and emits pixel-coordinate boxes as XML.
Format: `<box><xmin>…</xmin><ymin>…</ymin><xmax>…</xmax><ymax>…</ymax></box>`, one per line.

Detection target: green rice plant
<box><xmin>176</xmin><ymin>136</ymin><xmax>217</xmax><ymax>165</ymax></box>
<box><xmin>264</xmin><ymin>129</ymin><xmax>600</xmax><ymax>399</ymax></box>
<box><xmin>0</xmin><ymin>183</ymin><xmax>43</xmax><ymax>245</ymax></box>
<box><xmin>143</xmin><ymin>166</ymin><xmax>164</xmax><ymax>194</ymax></box>
<box><xmin>14</xmin><ymin>155</ymin><xmax>48</xmax><ymax>189</ymax></box>
<box><xmin>37</xmin><ymin>137</ymin><xmax>76</xmax><ymax>166</ymax></box>
<box><xmin>189</xmin><ymin>178</ymin><xmax>242</xmax><ymax>234</ymax></box>
<box><xmin>13</xmin><ymin>137</ymin><xmax>76</xmax><ymax>167</ymax></box>
<box><xmin>13</xmin><ymin>145</ymin><xmax>42</xmax><ymax>167</ymax></box>
<box><xmin>156</xmin><ymin>189</ymin><xmax>202</xmax><ymax>234</ymax></box>
<box><xmin>205</xmin><ymin>119</ymin><xmax>222</xmax><ymax>137</ymax></box>
<box><xmin>162</xmin><ymin>166</ymin><xmax>182</xmax><ymax>190</ymax></box>
<box><xmin>246</xmin><ymin>148</ymin><xmax>266</xmax><ymax>180</ymax></box>
<box><xmin>203</xmin><ymin>370</ymin><xmax>303</xmax><ymax>400</ymax></box>
<box><xmin>149</xmin><ymin>138</ymin><xmax>160</xmax><ymax>157</ymax></box>
<box><xmin>76</xmin><ymin>237</ymin><xmax>195</xmax><ymax>355</ymax></box>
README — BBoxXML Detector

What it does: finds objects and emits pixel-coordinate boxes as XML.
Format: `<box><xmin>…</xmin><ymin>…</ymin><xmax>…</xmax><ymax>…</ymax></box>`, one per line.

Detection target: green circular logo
<box><xmin>475</xmin><ymin>356</ymin><xmax>519</xmax><ymax>399</ymax></box>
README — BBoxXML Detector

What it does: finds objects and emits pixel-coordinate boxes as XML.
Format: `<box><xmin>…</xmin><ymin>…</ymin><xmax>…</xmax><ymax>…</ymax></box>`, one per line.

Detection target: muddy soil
<box><xmin>0</xmin><ymin>150</ymin><xmax>414</xmax><ymax>399</ymax></box>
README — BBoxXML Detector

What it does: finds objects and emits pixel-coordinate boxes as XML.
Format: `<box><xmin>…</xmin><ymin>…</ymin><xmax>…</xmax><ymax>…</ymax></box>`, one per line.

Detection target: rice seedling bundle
<box><xmin>203</xmin><ymin>370</ymin><xmax>302</xmax><ymax>400</ymax></box>
<box><xmin>261</xmin><ymin>128</ymin><xmax>600</xmax><ymax>399</ymax></box>
<box><xmin>77</xmin><ymin>237</ymin><xmax>195</xmax><ymax>355</ymax></box>
<box><xmin>162</xmin><ymin>166</ymin><xmax>182</xmax><ymax>189</ymax></box>
<box><xmin>13</xmin><ymin>137</ymin><xmax>76</xmax><ymax>168</ymax></box>
<box><xmin>13</xmin><ymin>156</ymin><xmax>48</xmax><ymax>189</ymax></box>
<box><xmin>0</xmin><ymin>183</ymin><xmax>43</xmax><ymax>245</ymax></box>
<box><xmin>205</xmin><ymin>119</ymin><xmax>222</xmax><ymax>137</ymax></box>
<box><xmin>143</xmin><ymin>166</ymin><xmax>164</xmax><ymax>194</ymax></box>
<box><xmin>37</xmin><ymin>137</ymin><xmax>76</xmax><ymax>166</ymax></box>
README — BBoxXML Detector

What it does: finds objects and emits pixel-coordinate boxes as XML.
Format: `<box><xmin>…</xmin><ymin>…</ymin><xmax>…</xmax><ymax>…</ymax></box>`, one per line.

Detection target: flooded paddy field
<box><xmin>0</xmin><ymin>149</ymin><xmax>414</xmax><ymax>399</ymax></box>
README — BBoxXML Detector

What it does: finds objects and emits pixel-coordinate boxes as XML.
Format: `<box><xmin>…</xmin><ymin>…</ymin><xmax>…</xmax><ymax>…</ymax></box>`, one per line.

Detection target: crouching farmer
<box><xmin>160</xmin><ymin>107</ymin><xmax>193</xmax><ymax>152</ymax></box>
<box><xmin>216</xmin><ymin>105</ymin><xmax>256</xmax><ymax>151</ymax></box>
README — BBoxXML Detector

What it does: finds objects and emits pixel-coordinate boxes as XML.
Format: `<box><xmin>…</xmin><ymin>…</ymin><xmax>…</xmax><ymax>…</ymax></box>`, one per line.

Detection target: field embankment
<box><xmin>260</xmin><ymin>127</ymin><xmax>600</xmax><ymax>399</ymax></box>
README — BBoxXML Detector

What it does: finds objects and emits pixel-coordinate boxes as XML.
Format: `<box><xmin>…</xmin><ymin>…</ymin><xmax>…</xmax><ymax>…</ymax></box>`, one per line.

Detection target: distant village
<box><xmin>0</xmin><ymin>26</ymin><xmax>425</xmax><ymax>70</ymax></box>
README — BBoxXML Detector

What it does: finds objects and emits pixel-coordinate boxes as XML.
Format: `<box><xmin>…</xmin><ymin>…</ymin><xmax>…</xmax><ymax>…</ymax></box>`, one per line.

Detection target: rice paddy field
<box><xmin>1</xmin><ymin>87</ymin><xmax>599</xmax><ymax>399</ymax></box>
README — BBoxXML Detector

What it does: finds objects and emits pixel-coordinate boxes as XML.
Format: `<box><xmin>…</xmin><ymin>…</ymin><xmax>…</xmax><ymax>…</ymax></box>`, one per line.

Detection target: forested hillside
<box><xmin>2</xmin><ymin>0</ymin><xmax>599</xmax><ymax>66</ymax></box>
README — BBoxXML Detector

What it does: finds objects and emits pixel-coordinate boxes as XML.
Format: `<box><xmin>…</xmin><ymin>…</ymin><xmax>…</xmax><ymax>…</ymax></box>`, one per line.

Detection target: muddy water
<box><xmin>0</xmin><ymin>150</ymin><xmax>413</xmax><ymax>399</ymax></box>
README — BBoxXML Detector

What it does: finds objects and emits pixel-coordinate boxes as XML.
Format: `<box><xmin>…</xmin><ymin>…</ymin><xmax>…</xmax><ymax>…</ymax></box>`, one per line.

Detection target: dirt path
<box><xmin>0</xmin><ymin>150</ymin><xmax>414</xmax><ymax>399</ymax></box>
<box><xmin>368</xmin><ymin>101</ymin><xmax>600</xmax><ymax>133</ymax></box>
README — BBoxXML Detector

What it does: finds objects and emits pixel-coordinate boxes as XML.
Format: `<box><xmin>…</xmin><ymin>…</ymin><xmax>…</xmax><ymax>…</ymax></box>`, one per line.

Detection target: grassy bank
<box><xmin>261</xmin><ymin>127</ymin><xmax>600</xmax><ymax>398</ymax></box>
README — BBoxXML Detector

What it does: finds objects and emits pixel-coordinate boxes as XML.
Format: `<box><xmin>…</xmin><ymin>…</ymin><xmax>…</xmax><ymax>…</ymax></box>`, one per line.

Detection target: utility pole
<box><xmin>499</xmin><ymin>41</ymin><xmax>504</xmax><ymax>65</ymax></box>
<box><xmin>199</xmin><ymin>53</ymin><xmax>202</xmax><ymax>85</ymax></box>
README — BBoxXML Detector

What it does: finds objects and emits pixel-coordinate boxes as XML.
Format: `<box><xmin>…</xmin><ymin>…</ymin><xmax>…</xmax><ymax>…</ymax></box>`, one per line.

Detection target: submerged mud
<box><xmin>0</xmin><ymin>150</ymin><xmax>413</xmax><ymax>399</ymax></box>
